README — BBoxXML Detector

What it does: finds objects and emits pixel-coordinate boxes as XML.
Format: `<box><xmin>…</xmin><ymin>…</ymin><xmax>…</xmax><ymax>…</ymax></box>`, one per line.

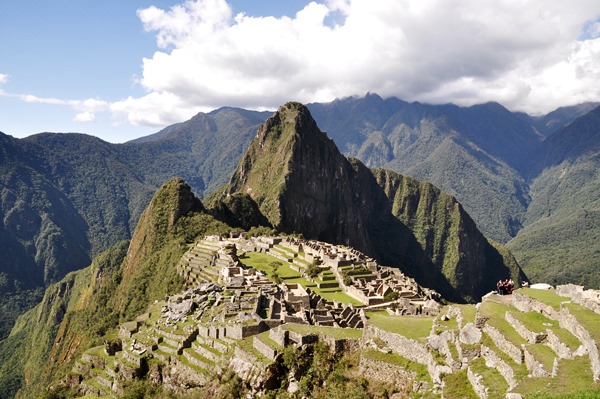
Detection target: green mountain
<box><xmin>308</xmin><ymin>95</ymin><xmax>538</xmax><ymax>243</ymax></box>
<box><xmin>218</xmin><ymin>102</ymin><xmax>522</xmax><ymax>302</ymax></box>
<box><xmin>529</xmin><ymin>102</ymin><xmax>600</xmax><ymax>137</ymax></box>
<box><xmin>308</xmin><ymin>96</ymin><xmax>600</xmax><ymax>288</ymax></box>
<box><xmin>0</xmin><ymin>104</ymin><xmax>523</xmax><ymax>397</ymax></box>
<box><xmin>2</xmin><ymin>94</ymin><xmax>599</xmax><ymax>343</ymax></box>
<box><xmin>507</xmin><ymin>106</ymin><xmax>600</xmax><ymax>287</ymax></box>
<box><xmin>0</xmin><ymin>108</ymin><xmax>265</xmax><ymax>337</ymax></box>
<box><xmin>0</xmin><ymin>177</ymin><xmax>234</xmax><ymax>399</ymax></box>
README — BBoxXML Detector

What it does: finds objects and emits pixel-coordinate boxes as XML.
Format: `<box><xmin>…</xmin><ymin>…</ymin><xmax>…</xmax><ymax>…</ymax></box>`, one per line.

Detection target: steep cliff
<box><xmin>223</xmin><ymin>102</ymin><xmax>523</xmax><ymax>302</ymax></box>
<box><xmin>373</xmin><ymin>169</ymin><xmax>523</xmax><ymax>301</ymax></box>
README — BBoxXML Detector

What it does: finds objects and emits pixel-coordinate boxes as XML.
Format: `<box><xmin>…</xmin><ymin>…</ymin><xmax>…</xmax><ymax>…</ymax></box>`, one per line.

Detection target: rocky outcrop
<box><xmin>223</xmin><ymin>102</ymin><xmax>524</xmax><ymax>303</ymax></box>
<box><xmin>556</xmin><ymin>284</ymin><xmax>600</xmax><ymax>315</ymax></box>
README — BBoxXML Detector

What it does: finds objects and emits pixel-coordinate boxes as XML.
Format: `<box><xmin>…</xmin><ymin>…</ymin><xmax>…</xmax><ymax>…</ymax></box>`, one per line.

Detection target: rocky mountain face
<box><xmin>308</xmin><ymin>95</ymin><xmax>600</xmax><ymax>290</ymax></box>
<box><xmin>308</xmin><ymin>94</ymin><xmax>538</xmax><ymax>243</ymax></box>
<box><xmin>222</xmin><ymin>102</ymin><xmax>522</xmax><ymax>302</ymax></box>
<box><xmin>1</xmin><ymin>94</ymin><xmax>599</xmax><ymax>341</ymax></box>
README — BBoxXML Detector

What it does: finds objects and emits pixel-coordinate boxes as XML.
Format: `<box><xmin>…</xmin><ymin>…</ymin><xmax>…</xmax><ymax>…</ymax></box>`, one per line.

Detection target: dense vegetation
<box><xmin>0</xmin><ymin>178</ymin><xmax>234</xmax><ymax>398</ymax></box>
<box><xmin>0</xmin><ymin>108</ymin><xmax>265</xmax><ymax>335</ymax></box>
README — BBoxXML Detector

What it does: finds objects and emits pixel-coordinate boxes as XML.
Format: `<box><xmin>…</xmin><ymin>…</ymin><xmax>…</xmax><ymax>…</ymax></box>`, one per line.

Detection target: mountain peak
<box><xmin>256</xmin><ymin>101</ymin><xmax>322</xmax><ymax>144</ymax></box>
<box><xmin>226</xmin><ymin>102</ymin><xmax>341</xmax><ymax>228</ymax></box>
<box><xmin>222</xmin><ymin>102</ymin><xmax>521</xmax><ymax>302</ymax></box>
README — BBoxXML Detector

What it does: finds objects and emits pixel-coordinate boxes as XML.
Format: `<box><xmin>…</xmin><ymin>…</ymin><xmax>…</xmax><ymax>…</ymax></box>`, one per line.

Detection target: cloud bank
<box><xmin>8</xmin><ymin>1</ymin><xmax>600</xmax><ymax>128</ymax></box>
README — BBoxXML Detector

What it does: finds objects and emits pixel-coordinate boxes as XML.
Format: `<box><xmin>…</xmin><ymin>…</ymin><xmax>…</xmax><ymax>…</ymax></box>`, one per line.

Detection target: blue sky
<box><xmin>1</xmin><ymin>0</ymin><xmax>599</xmax><ymax>143</ymax></box>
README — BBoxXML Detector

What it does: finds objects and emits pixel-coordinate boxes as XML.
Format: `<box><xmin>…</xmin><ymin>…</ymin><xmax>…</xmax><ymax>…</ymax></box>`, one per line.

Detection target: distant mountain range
<box><xmin>0</xmin><ymin>94</ymin><xmax>598</xmax><ymax>336</ymax></box>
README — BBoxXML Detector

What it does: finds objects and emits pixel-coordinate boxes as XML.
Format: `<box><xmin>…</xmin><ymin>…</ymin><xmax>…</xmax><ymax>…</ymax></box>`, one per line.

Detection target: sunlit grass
<box><xmin>239</xmin><ymin>252</ymin><xmax>362</xmax><ymax>305</ymax></box>
<box><xmin>365</xmin><ymin>311</ymin><xmax>433</xmax><ymax>341</ymax></box>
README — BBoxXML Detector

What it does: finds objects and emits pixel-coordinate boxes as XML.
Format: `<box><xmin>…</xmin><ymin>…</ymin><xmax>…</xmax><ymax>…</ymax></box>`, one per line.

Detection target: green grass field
<box><xmin>518</xmin><ymin>288</ymin><xmax>570</xmax><ymax>310</ymax></box>
<box><xmin>365</xmin><ymin>311</ymin><xmax>433</xmax><ymax>341</ymax></box>
<box><xmin>239</xmin><ymin>252</ymin><xmax>363</xmax><ymax>305</ymax></box>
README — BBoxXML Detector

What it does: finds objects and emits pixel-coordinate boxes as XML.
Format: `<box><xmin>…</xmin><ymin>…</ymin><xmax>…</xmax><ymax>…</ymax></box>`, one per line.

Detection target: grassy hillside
<box><xmin>508</xmin><ymin>107</ymin><xmax>600</xmax><ymax>287</ymax></box>
<box><xmin>0</xmin><ymin>179</ymin><xmax>234</xmax><ymax>398</ymax></box>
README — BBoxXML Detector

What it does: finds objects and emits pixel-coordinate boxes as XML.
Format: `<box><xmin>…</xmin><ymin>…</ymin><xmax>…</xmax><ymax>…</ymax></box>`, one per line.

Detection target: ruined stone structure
<box><xmin>67</xmin><ymin>239</ymin><xmax>600</xmax><ymax>398</ymax></box>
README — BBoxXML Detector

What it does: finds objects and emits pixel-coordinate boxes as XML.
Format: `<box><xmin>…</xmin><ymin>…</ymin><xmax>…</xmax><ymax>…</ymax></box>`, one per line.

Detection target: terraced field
<box><xmin>68</xmin><ymin>237</ymin><xmax>600</xmax><ymax>398</ymax></box>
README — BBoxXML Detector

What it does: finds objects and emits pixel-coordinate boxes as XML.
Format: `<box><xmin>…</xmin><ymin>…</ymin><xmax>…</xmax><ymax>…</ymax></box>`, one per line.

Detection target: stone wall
<box><xmin>319</xmin><ymin>334</ymin><xmax>360</xmax><ymax>353</ymax></box>
<box><xmin>287</xmin><ymin>329</ymin><xmax>318</xmax><ymax>345</ymax></box>
<box><xmin>481</xmin><ymin>345</ymin><xmax>516</xmax><ymax>389</ymax></box>
<box><xmin>556</xmin><ymin>284</ymin><xmax>600</xmax><ymax>315</ymax></box>
<box><xmin>511</xmin><ymin>292</ymin><xmax>560</xmax><ymax>319</ymax></box>
<box><xmin>522</xmin><ymin>346</ymin><xmax>551</xmax><ymax>377</ymax></box>
<box><xmin>545</xmin><ymin>329</ymin><xmax>575</xmax><ymax>359</ymax></box>
<box><xmin>482</xmin><ymin>325</ymin><xmax>523</xmax><ymax>364</ymax></box>
<box><xmin>467</xmin><ymin>367</ymin><xmax>488</xmax><ymax>399</ymax></box>
<box><xmin>512</xmin><ymin>292</ymin><xmax>599</xmax><ymax>380</ymax></box>
<box><xmin>358</xmin><ymin>356</ymin><xmax>419</xmax><ymax>392</ymax></box>
<box><xmin>269</xmin><ymin>328</ymin><xmax>288</xmax><ymax>347</ymax></box>
<box><xmin>362</xmin><ymin>324</ymin><xmax>451</xmax><ymax>385</ymax></box>
<box><xmin>363</xmin><ymin>325</ymin><xmax>431</xmax><ymax>365</ymax></box>
<box><xmin>253</xmin><ymin>336</ymin><xmax>278</xmax><ymax>361</ymax></box>
<box><xmin>225</xmin><ymin>322</ymin><xmax>267</xmax><ymax>340</ymax></box>
<box><xmin>557</xmin><ymin>305</ymin><xmax>600</xmax><ymax>380</ymax></box>
<box><xmin>505</xmin><ymin>312</ymin><xmax>546</xmax><ymax>344</ymax></box>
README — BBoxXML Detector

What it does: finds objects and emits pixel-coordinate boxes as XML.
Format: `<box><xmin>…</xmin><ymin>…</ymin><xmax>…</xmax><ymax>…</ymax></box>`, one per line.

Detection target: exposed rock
<box><xmin>460</xmin><ymin>323</ymin><xmax>482</xmax><ymax>345</ymax></box>
<box><xmin>222</xmin><ymin>102</ymin><xmax>524</xmax><ymax>303</ymax></box>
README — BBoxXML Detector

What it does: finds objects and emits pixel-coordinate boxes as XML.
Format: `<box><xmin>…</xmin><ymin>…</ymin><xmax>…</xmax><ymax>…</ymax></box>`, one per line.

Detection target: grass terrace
<box><xmin>234</xmin><ymin>336</ymin><xmax>271</xmax><ymax>364</ymax></box>
<box><xmin>508</xmin><ymin>310</ymin><xmax>581</xmax><ymax>351</ymax></box>
<box><xmin>239</xmin><ymin>251</ymin><xmax>363</xmax><ymax>306</ymax></box>
<box><xmin>469</xmin><ymin>357</ymin><xmax>509</xmax><ymax>399</ymax></box>
<box><xmin>480</xmin><ymin>333</ymin><xmax>528</xmax><ymax>381</ymax></box>
<box><xmin>361</xmin><ymin>349</ymin><xmax>430</xmax><ymax>383</ymax></box>
<box><xmin>515</xmin><ymin>356</ymin><xmax>599</xmax><ymax>396</ymax></box>
<box><xmin>479</xmin><ymin>301</ymin><xmax>527</xmax><ymax>347</ymax></box>
<box><xmin>365</xmin><ymin>311</ymin><xmax>433</xmax><ymax>341</ymax></box>
<box><xmin>455</xmin><ymin>304</ymin><xmax>477</xmax><ymax>325</ymax></box>
<box><xmin>442</xmin><ymin>369</ymin><xmax>478</xmax><ymax>399</ymax></box>
<box><xmin>281</xmin><ymin>323</ymin><xmax>363</xmax><ymax>340</ymax></box>
<box><xmin>563</xmin><ymin>302</ymin><xmax>600</xmax><ymax>345</ymax></box>
<box><xmin>519</xmin><ymin>288</ymin><xmax>570</xmax><ymax>310</ymax></box>
<box><xmin>526</xmin><ymin>344</ymin><xmax>556</xmax><ymax>372</ymax></box>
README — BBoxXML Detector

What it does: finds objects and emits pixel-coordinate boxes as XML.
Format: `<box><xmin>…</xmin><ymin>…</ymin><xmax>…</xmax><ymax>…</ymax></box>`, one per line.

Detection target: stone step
<box><xmin>158</xmin><ymin>341</ymin><xmax>179</xmax><ymax>355</ymax></box>
<box><xmin>152</xmin><ymin>348</ymin><xmax>172</xmax><ymax>362</ymax></box>
<box><xmin>182</xmin><ymin>348</ymin><xmax>216</xmax><ymax>370</ymax></box>
<box><xmin>192</xmin><ymin>341</ymin><xmax>223</xmax><ymax>362</ymax></box>
<box><xmin>80</xmin><ymin>378</ymin><xmax>112</xmax><ymax>398</ymax></box>
<box><xmin>197</xmin><ymin>335</ymin><xmax>231</xmax><ymax>354</ymax></box>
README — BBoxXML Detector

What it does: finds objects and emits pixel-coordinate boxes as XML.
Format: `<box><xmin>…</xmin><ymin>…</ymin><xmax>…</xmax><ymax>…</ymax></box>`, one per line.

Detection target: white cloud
<box><xmin>8</xmin><ymin>1</ymin><xmax>600</xmax><ymax>129</ymax></box>
<box><xmin>7</xmin><ymin>92</ymin><xmax>110</xmax><ymax>122</ymax></box>
<box><xmin>111</xmin><ymin>0</ymin><xmax>600</xmax><ymax>125</ymax></box>
<box><xmin>74</xmin><ymin>111</ymin><xmax>96</xmax><ymax>122</ymax></box>
<box><xmin>0</xmin><ymin>74</ymin><xmax>8</xmax><ymax>84</ymax></box>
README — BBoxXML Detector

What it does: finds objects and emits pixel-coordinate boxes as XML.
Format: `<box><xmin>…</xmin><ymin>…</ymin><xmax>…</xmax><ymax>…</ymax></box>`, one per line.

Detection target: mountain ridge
<box><xmin>1</xmin><ymin>95</ymin><xmax>598</xmax><ymax>340</ymax></box>
<box><xmin>219</xmin><ymin>102</ymin><xmax>522</xmax><ymax>302</ymax></box>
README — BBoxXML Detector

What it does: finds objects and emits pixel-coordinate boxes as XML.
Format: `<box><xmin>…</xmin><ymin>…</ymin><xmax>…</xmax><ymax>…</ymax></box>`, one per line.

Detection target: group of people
<box><xmin>496</xmin><ymin>278</ymin><xmax>514</xmax><ymax>295</ymax></box>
